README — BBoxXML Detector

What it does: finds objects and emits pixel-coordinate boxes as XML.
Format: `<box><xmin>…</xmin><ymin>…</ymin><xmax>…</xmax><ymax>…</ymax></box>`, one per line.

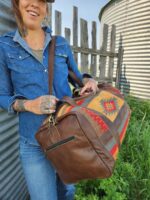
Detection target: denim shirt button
<box><xmin>44</xmin><ymin>69</ymin><xmax>47</xmax><ymax>72</ymax></box>
<box><xmin>19</xmin><ymin>56</ymin><xmax>22</xmax><ymax>59</ymax></box>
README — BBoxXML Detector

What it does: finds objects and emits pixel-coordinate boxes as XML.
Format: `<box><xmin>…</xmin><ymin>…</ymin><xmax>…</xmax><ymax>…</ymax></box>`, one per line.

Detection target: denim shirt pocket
<box><xmin>7</xmin><ymin>51</ymin><xmax>40</xmax><ymax>73</ymax></box>
<box><xmin>55</xmin><ymin>51</ymin><xmax>67</xmax><ymax>63</ymax></box>
<box><xmin>7</xmin><ymin>51</ymin><xmax>43</xmax><ymax>93</ymax></box>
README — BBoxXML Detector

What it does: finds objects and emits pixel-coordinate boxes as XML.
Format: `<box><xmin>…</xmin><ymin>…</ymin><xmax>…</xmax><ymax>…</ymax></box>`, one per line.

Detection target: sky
<box><xmin>51</xmin><ymin>0</ymin><xmax>109</xmax><ymax>47</ymax></box>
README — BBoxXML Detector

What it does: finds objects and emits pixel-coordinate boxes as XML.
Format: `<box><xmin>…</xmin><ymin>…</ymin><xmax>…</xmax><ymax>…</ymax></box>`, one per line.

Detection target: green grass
<box><xmin>75</xmin><ymin>96</ymin><xmax>150</xmax><ymax>200</ymax></box>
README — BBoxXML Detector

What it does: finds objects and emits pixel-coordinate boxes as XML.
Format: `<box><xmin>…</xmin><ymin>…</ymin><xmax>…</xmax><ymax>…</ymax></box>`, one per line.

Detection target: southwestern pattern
<box><xmin>36</xmin><ymin>83</ymin><xmax>131</xmax><ymax>183</ymax></box>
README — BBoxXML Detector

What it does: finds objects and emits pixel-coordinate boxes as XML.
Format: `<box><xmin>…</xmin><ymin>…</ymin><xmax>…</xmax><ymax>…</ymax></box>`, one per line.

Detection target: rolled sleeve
<box><xmin>8</xmin><ymin>94</ymin><xmax>27</xmax><ymax>114</ymax></box>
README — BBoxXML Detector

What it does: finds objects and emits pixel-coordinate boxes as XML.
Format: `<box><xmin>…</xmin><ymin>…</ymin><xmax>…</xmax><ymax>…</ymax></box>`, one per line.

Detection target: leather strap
<box><xmin>48</xmin><ymin>36</ymin><xmax>56</xmax><ymax>95</ymax></box>
<box><xmin>68</xmin><ymin>68</ymin><xmax>84</xmax><ymax>87</ymax></box>
<box><xmin>62</xmin><ymin>96</ymin><xmax>78</xmax><ymax>106</ymax></box>
<box><xmin>48</xmin><ymin>36</ymin><xmax>84</xmax><ymax>95</ymax></box>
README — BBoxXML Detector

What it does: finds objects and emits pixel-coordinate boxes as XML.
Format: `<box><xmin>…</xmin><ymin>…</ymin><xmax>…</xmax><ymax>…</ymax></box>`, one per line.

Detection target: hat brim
<box><xmin>46</xmin><ymin>0</ymin><xmax>55</xmax><ymax>2</ymax></box>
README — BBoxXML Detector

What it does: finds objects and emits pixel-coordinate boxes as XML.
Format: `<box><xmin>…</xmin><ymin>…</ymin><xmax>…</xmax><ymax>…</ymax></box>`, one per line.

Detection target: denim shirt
<box><xmin>0</xmin><ymin>27</ymin><xmax>83</xmax><ymax>145</ymax></box>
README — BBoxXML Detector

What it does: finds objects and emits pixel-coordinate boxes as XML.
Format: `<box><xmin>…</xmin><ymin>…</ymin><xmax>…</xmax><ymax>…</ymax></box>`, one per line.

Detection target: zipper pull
<box><xmin>48</xmin><ymin>114</ymin><xmax>56</xmax><ymax>126</ymax></box>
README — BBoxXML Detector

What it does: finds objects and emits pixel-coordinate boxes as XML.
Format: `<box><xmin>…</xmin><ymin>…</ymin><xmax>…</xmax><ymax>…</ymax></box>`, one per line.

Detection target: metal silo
<box><xmin>0</xmin><ymin>1</ymin><xmax>29</xmax><ymax>199</ymax></box>
<box><xmin>99</xmin><ymin>0</ymin><xmax>150</xmax><ymax>100</ymax></box>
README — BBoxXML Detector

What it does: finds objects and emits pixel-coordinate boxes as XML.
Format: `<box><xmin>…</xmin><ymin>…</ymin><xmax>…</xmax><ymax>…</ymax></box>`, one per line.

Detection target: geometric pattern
<box><xmin>56</xmin><ymin>89</ymin><xmax>130</xmax><ymax>162</ymax></box>
<box><xmin>81</xmin><ymin>107</ymin><xmax>108</xmax><ymax>133</ymax></box>
<box><xmin>87</xmin><ymin>91</ymin><xmax>124</xmax><ymax>122</ymax></box>
<box><xmin>57</xmin><ymin>99</ymin><xmax>85</xmax><ymax>118</ymax></box>
<box><xmin>100</xmin><ymin>97</ymin><xmax>119</xmax><ymax>115</ymax></box>
<box><xmin>57</xmin><ymin>104</ymin><xmax>74</xmax><ymax>117</ymax></box>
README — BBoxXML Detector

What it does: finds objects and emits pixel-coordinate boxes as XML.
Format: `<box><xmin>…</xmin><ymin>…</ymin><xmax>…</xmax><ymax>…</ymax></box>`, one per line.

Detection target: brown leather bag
<box><xmin>35</xmin><ymin>37</ymin><xmax>131</xmax><ymax>184</ymax></box>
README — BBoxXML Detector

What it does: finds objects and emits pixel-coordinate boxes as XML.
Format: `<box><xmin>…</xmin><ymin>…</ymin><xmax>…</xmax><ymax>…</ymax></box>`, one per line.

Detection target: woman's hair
<box><xmin>11</xmin><ymin>0</ymin><xmax>48</xmax><ymax>37</ymax></box>
<box><xmin>11</xmin><ymin>0</ymin><xmax>25</xmax><ymax>36</ymax></box>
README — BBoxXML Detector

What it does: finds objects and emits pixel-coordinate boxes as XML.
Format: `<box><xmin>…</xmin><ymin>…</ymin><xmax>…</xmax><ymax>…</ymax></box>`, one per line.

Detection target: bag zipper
<box><xmin>45</xmin><ymin>136</ymin><xmax>75</xmax><ymax>153</ymax></box>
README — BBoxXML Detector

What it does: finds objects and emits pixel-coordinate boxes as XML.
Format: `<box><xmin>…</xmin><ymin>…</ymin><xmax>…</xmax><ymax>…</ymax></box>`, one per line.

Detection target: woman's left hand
<box><xmin>80</xmin><ymin>78</ymin><xmax>99</xmax><ymax>96</ymax></box>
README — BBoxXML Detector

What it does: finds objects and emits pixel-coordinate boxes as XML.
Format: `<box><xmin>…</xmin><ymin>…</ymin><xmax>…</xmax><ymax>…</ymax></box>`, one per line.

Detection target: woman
<box><xmin>0</xmin><ymin>0</ymin><xmax>98</xmax><ymax>199</ymax></box>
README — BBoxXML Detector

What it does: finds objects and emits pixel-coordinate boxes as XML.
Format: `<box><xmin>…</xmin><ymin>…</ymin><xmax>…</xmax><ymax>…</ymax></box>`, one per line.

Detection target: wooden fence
<box><xmin>49</xmin><ymin>5</ymin><xmax>123</xmax><ymax>87</ymax></box>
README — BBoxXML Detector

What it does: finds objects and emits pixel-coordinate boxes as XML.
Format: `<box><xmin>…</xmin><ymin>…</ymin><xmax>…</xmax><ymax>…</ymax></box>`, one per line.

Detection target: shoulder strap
<box><xmin>48</xmin><ymin>36</ymin><xmax>56</xmax><ymax>95</ymax></box>
<box><xmin>48</xmin><ymin>36</ymin><xmax>83</xmax><ymax>95</ymax></box>
<box><xmin>68</xmin><ymin>68</ymin><xmax>83</xmax><ymax>87</ymax></box>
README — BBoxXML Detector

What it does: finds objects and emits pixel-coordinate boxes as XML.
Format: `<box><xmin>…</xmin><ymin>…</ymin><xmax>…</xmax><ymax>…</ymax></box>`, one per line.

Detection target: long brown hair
<box><xmin>11</xmin><ymin>0</ymin><xmax>26</xmax><ymax>36</ymax></box>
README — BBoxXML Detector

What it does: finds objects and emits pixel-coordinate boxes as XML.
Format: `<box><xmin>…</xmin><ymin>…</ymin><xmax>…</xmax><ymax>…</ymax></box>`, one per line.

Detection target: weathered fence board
<box><xmin>80</xmin><ymin>18</ymin><xmax>89</xmax><ymax>73</ymax></box>
<box><xmin>108</xmin><ymin>25</ymin><xmax>116</xmax><ymax>82</ymax></box>
<box><xmin>73</xmin><ymin>6</ymin><xmax>78</xmax><ymax>63</ymax></box>
<box><xmin>116</xmin><ymin>46</ymin><xmax>124</xmax><ymax>88</ymax></box>
<box><xmin>47</xmin><ymin>3</ymin><xmax>52</xmax><ymax>27</ymax></box>
<box><xmin>55</xmin><ymin>10</ymin><xmax>62</xmax><ymax>35</ymax></box>
<box><xmin>71</xmin><ymin>46</ymin><xmax>117</xmax><ymax>57</ymax></box>
<box><xmin>99</xmin><ymin>24</ymin><xmax>108</xmax><ymax>80</ymax></box>
<box><xmin>91</xmin><ymin>21</ymin><xmax>97</xmax><ymax>78</ymax></box>
<box><xmin>65</xmin><ymin>28</ymin><xmax>71</xmax><ymax>44</ymax></box>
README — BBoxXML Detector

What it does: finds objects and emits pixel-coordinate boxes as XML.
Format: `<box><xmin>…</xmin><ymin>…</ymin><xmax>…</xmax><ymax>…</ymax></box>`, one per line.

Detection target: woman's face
<box><xmin>18</xmin><ymin>0</ymin><xmax>47</xmax><ymax>30</ymax></box>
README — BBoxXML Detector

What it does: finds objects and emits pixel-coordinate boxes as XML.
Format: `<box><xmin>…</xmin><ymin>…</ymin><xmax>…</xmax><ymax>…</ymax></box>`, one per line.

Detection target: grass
<box><xmin>75</xmin><ymin>96</ymin><xmax>150</xmax><ymax>200</ymax></box>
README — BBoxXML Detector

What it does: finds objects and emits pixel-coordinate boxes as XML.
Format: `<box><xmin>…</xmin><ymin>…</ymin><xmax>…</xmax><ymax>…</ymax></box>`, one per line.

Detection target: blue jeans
<box><xmin>19</xmin><ymin>136</ymin><xmax>75</xmax><ymax>200</ymax></box>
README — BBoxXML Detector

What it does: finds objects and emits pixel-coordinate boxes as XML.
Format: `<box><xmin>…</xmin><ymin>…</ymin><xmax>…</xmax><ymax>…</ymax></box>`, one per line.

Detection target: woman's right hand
<box><xmin>13</xmin><ymin>95</ymin><xmax>59</xmax><ymax>115</ymax></box>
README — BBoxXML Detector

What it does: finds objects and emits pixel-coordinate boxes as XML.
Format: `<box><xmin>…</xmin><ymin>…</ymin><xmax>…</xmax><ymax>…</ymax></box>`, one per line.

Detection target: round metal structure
<box><xmin>99</xmin><ymin>0</ymin><xmax>150</xmax><ymax>100</ymax></box>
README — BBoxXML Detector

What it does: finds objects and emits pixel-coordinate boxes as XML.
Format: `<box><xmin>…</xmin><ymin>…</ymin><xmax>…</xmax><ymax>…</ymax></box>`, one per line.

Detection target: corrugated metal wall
<box><xmin>0</xmin><ymin>110</ymin><xmax>29</xmax><ymax>200</ymax></box>
<box><xmin>0</xmin><ymin>1</ymin><xmax>29</xmax><ymax>199</ymax></box>
<box><xmin>100</xmin><ymin>0</ymin><xmax>150</xmax><ymax>100</ymax></box>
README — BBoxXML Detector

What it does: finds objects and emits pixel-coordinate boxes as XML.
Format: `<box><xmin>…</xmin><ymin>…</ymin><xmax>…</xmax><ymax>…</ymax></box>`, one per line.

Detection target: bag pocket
<box><xmin>45</xmin><ymin>136</ymin><xmax>76</xmax><ymax>153</ymax></box>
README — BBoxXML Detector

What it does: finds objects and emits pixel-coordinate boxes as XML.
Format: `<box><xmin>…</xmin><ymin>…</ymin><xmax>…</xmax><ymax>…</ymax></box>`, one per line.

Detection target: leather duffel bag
<box><xmin>35</xmin><ymin>37</ymin><xmax>131</xmax><ymax>184</ymax></box>
<box><xmin>36</xmin><ymin>84</ymin><xmax>131</xmax><ymax>184</ymax></box>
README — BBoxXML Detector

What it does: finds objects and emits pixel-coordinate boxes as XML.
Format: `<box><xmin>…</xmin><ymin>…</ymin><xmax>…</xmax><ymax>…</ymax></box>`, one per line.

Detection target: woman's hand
<box><xmin>13</xmin><ymin>95</ymin><xmax>59</xmax><ymax>115</ymax></box>
<box><xmin>80</xmin><ymin>78</ymin><xmax>99</xmax><ymax>96</ymax></box>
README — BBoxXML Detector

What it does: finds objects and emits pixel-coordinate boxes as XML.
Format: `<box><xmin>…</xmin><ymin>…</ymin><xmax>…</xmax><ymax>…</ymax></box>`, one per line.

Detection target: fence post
<box><xmin>47</xmin><ymin>3</ymin><xmax>52</xmax><ymax>28</ymax></box>
<box><xmin>91</xmin><ymin>21</ymin><xmax>97</xmax><ymax>78</ymax></box>
<box><xmin>108</xmin><ymin>25</ymin><xmax>116</xmax><ymax>83</ymax></box>
<box><xmin>116</xmin><ymin>46</ymin><xmax>124</xmax><ymax>89</ymax></box>
<box><xmin>99</xmin><ymin>24</ymin><xmax>108</xmax><ymax>81</ymax></box>
<box><xmin>55</xmin><ymin>10</ymin><xmax>62</xmax><ymax>35</ymax></box>
<box><xmin>65</xmin><ymin>28</ymin><xmax>71</xmax><ymax>44</ymax></box>
<box><xmin>80</xmin><ymin>18</ymin><xmax>89</xmax><ymax>73</ymax></box>
<box><xmin>73</xmin><ymin>6</ymin><xmax>78</xmax><ymax>64</ymax></box>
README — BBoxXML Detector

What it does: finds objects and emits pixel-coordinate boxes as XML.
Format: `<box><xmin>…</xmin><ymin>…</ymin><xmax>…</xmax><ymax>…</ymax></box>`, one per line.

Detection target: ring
<box><xmin>48</xmin><ymin>109</ymin><xmax>55</xmax><ymax>114</ymax></box>
<box><xmin>49</xmin><ymin>102</ymin><xmax>53</xmax><ymax>107</ymax></box>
